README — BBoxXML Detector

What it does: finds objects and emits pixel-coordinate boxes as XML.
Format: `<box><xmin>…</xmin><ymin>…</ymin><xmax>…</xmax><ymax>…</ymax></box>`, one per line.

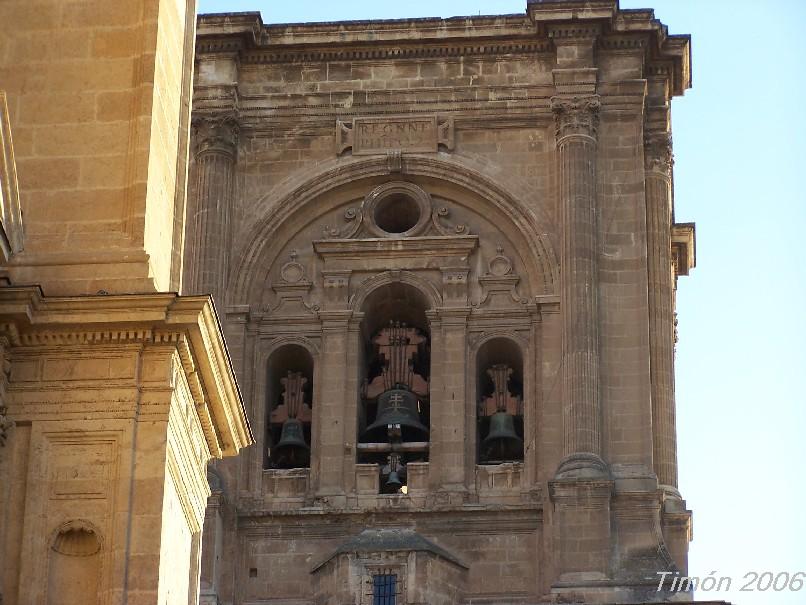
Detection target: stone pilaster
<box><xmin>428</xmin><ymin>307</ymin><xmax>470</xmax><ymax>492</ymax></box>
<box><xmin>552</xmin><ymin>95</ymin><xmax>607</xmax><ymax>479</ymax></box>
<box><xmin>187</xmin><ymin>115</ymin><xmax>239</xmax><ymax>304</ymax></box>
<box><xmin>644</xmin><ymin>131</ymin><xmax>678</xmax><ymax>491</ymax></box>
<box><xmin>313</xmin><ymin>311</ymin><xmax>352</xmax><ymax>504</ymax></box>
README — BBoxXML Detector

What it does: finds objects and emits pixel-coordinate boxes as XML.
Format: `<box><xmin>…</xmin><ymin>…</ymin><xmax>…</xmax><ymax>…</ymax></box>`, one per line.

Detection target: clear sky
<box><xmin>198</xmin><ymin>1</ymin><xmax>806</xmax><ymax>603</ymax></box>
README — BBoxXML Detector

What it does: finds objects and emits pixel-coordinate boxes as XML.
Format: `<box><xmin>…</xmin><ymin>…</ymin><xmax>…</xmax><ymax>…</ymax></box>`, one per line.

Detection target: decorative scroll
<box><xmin>270</xmin><ymin>371</ymin><xmax>313</xmax><ymax>424</ymax></box>
<box><xmin>322</xmin><ymin>207</ymin><xmax>362</xmax><ymax>239</ymax></box>
<box><xmin>431</xmin><ymin>206</ymin><xmax>469</xmax><ymax>236</ymax></box>
<box><xmin>364</xmin><ymin>322</ymin><xmax>428</xmax><ymax>399</ymax></box>
<box><xmin>336</xmin><ymin>115</ymin><xmax>455</xmax><ymax>156</ymax></box>
<box><xmin>480</xmin><ymin>365</ymin><xmax>523</xmax><ymax>417</ymax></box>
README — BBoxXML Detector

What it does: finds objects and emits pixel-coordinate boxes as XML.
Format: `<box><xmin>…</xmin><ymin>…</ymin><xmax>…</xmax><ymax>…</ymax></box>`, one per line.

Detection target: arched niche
<box><xmin>47</xmin><ymin>521</ymin><xmax>102</xmax><ymax>605</ymax></box>
<box><xmin>265</xmin><ymin>343</ymin><xmax>315</xmax><ymax>469</ymax></box>
<box><xmin>356</xmin><ymin>281</ymin><xmax>432</xmax><ymax>492</ymax></box>
<box><xmin>476</xmin><ymin>337</ymin><xmax>525</xmax><ymax>464</ymax></box>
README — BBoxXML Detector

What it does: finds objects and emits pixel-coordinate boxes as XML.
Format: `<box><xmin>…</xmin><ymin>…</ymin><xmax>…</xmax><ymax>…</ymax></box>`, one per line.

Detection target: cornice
<box><xmin>196</xmin><ymin>6</ymin><xmax>691</xmax><ymax>97</ymax></box>
<box><xmin>0</xmin><ymin>287</ymin><xmax>253</xmax><ymax>456</ymax></box>
<box><xmin>671</xmin><ymin>222</ymin><xmax>696</xmax><ymax>277</ymax></box>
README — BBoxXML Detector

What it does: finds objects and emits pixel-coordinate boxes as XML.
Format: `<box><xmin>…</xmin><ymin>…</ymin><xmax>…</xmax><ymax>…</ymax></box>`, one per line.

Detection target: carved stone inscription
<box><xmin>336</xmin><ymin>115</ymin><xmax>454</xmax><ymax>155</ymax></box>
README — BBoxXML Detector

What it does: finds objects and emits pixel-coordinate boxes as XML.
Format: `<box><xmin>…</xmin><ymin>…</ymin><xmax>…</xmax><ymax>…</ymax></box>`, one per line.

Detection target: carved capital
<box><xmin>551</xmin><ymin>95</ymin><xmax>601</xmax><ymax>142</ymax></box>
<box><xmin>645</xmin><ymin>131</ymin><xmax>674</xmax><ymax>176</ymax></box>
<box><xmin>192</xmin><ymin>114</ymin><xmax>240</xmax><ymax>158</ymax></box>
<box><xmin>0</xmin><ymin>405</ymin><xmax>12</xmax><ymax>446</ymax></box>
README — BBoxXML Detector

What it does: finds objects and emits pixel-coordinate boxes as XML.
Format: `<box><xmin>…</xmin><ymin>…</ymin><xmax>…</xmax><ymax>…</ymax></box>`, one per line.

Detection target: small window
<box><xmin>372</xmin><ymin>574</ymin><xmax>397</xmax><ymax>605</ymax></box>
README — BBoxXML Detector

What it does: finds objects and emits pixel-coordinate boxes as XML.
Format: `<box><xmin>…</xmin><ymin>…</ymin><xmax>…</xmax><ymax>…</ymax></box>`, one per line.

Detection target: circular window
<box><xmin>373</xmin><ymin>193</ymin><xmax>421</xmax><ymax>234</ymax></box>
<box><xmin>363</xmin><ymin>182</ymin><xmax>432</xmax><ymax>238</ymax></box>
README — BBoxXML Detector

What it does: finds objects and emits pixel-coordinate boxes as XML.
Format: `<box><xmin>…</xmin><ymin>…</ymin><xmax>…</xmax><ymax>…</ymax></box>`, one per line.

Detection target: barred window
<box><xmin>372</xmin><ymin>574</ymin><xmax>397</xmax><ymax>605</ymax></box>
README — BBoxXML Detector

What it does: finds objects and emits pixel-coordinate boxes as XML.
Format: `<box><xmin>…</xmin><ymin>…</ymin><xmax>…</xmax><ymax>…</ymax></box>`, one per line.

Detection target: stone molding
<box><xmin>671</xmin><ymin>223</ymin><xmax>696</xmax><ymax>277</ymax></box>
<box><xmin>0</xmin><ymin>287</ymin><xmax>252</xmax><ymax>456</ymax></box>
<box><xmin>197</xmin><ymin>11</ymin><xmax>690</xmax><ymax>95</ymax></box>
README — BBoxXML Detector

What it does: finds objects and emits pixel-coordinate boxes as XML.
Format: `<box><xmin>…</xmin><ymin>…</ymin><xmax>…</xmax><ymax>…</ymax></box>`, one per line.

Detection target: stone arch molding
<box><xmin>230</xmin><ymin>154</ymin><xmax>558</xmax><ymax>305</ymax></box>
<box><xmin>350</xmin><ymin>270</ymin><xmax>443</xmax><ymax>313</ymax></box>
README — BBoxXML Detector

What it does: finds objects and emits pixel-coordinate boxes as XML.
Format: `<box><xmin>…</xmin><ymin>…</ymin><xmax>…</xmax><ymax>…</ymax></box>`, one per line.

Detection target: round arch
<box><xmin>350</xmin><ymin>270</ymin><xmax>442</xmax><ymax>317</ymax></box>
<box><xmin>229</xmin><ymin>154</ymin><xmax>558</xmax><ymax>305</ymax></box>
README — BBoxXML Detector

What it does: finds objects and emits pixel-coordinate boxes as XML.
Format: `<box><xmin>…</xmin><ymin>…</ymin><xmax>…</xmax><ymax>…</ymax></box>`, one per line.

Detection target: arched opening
<box><xmin>357</xmin><ymin>282</ymin><xmax>431</xmax><ymax>494</ymax></box>
<box><xmin>265</xmin><ymin>344</ymin><xmax>314</xmax><ymax>469</ymax></box>
<box><xmin>476</xmin><ymin>337</ymin><xmax>524</xmax><ymax>464</ymax></box>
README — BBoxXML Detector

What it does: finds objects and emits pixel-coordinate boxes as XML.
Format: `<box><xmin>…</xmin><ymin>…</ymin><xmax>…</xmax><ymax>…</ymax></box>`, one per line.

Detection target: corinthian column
<box><xmin>644</xmin><ymin>132</ymin><xmax>678</xmax><ymax>491</ymax></box>
<box><xmin>187</xmin><ymin>115</ymin><xmax>239</xmax><ymax>303</ymax></box>
<box><xmin>552</xmin><ymin>96</ymin><xmax>607</xmax><ymax>479</ymax></box>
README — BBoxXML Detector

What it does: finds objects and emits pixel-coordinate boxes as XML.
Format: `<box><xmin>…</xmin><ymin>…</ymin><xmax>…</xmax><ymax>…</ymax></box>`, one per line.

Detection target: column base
<box><xmin>555</xmin><ymin>452</ymin><xmax>610</xmax><ymax>479</ymax></box>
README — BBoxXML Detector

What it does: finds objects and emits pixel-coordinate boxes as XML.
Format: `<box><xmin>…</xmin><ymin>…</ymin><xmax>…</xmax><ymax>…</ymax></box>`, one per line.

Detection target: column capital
<box><xmin>644</xmin><ymin>131</ymin><xmax>674</xmax><ymax>177</ymax></box>
<box><xmin>192</xmin><ymin>113</ymin><xmax>240</xmax><ymax>158</ymax></box>
<box><xmin>0</xmin><ymin>405</ymin><xmax>12</xmax><ymax>447</ymax></box>
<box><xmin>551</xmin><ymin>95</ymin><xmax>601</xmax><ymax>142</ymax></box>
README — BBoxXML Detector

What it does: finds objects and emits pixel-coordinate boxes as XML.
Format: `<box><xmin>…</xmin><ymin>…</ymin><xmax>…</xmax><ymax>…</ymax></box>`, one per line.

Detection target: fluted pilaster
<box><xmin>552</xmin><ymin>95</ymin><xmax>607</xmax><ymax>479</ymax></box>
<box><xmin>188</xmin><ymin>114</ymin><xmax>239</xmax><ymax>303</ymax></box>
<box><xmin>644</xmin><ymin>131</ymin><xmax>678</xmax><ymax>490</ymax></box>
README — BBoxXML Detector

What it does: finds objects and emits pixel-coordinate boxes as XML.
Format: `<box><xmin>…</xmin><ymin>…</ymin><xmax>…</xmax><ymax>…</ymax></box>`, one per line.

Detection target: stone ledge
<box><xmin>0</xmin><ymin>285</ymin><xmax>253</xmax><ymax>457</ymax></box>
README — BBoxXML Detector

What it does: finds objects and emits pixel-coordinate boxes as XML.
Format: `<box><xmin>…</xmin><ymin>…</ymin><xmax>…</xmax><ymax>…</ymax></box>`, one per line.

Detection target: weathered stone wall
<box><xmin>0</xmin><ymin>0</ymin><xmax>196</xmax><ymax>295</ymax></box>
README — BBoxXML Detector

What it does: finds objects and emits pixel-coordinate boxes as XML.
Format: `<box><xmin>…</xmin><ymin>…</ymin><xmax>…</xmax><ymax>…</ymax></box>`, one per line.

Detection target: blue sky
<box><xmin>199</xmin><ymin>1</ymin><xmax>806</xmax><ymax>603</ymax></box>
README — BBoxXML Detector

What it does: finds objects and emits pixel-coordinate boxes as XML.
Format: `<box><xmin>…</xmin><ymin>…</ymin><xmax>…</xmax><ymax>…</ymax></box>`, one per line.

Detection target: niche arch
<box><xmin>47</xmin><ymin>520</ymin><xmax>102</xmax><ymax>605</ymax></box>
<box><xmin>265</xmin><ymin>342</ymin><xmax>316</xmax><ymax>469</ymax></box>
<box><xmin>230</xmin><ymin>155</ymin><xmax>558</xmax><ymax>307</ymax></box>
<box><xmin>474</xmin><ymin>336</ymin><xmax>526</xmax><ymax>464</ymax></box>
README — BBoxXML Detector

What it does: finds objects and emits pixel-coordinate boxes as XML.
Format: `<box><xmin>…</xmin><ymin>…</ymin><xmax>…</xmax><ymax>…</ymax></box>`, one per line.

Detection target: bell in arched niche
<box><xmin>479</xmin><ymin>364</ymin><xmax>524</xmax><ymax>463</ymax></box>
<box><xmin>358</xmin><ymin>321</ymin><xmax>430</xmax><ymax>491</ymax></box>
<box><xmin>269</xmin><ymin>371</ymin><xmax>312</xmax><ymax>468</ymax></box>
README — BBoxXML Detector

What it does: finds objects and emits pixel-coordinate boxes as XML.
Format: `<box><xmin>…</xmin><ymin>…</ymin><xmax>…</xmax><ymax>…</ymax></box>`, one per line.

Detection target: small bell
<box><xmin>481</xmin><ymin>412</ymin><xmax>523</xmax><ymax>462</ymax></box>
<box><xmin>380</xmin><ymin>453</ymin><xmax>407</xmax><ymax>494</ymax></box>
<box><xmin>272</xmin><ymin>417</ymin><xmax>310</xmax><ymax>468</ymax></box>
<box><xmin>384</xmin><ymin>469</ymin><xmax>404</xmax><ymax>493</ymax></box>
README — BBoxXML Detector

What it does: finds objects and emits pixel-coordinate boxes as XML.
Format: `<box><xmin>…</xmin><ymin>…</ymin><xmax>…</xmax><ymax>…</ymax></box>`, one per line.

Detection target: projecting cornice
<box><xmin>196</xmin><ymin>2</ymin><xmax>691</xmax><ymax>97</ymax></box>
<box><xmin>0</xmin><ymin>287</ymin><xmax>253</xmax><ymax>457</ymax></box>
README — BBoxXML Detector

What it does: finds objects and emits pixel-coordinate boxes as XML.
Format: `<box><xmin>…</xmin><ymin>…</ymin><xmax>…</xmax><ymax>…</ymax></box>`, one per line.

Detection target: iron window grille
<box><xmin>372</xmin><ymin>573</ymin><xmax>397</xmax><ymax>605</ymax></box>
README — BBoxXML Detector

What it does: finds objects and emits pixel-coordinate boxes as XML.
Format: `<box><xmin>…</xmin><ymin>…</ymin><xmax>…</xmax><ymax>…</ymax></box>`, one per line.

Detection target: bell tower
<box><xmin>186</xmin><ymin>1</ymin><xmax>719</xmax><ymax>604</ymax></box>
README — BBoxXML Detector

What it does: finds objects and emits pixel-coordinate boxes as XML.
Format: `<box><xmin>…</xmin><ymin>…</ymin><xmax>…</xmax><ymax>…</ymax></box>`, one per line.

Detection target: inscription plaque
<box><xmin>336</xmin><ymin>115</ymin><xmax>454</xmax><ymax>155</ymax></box>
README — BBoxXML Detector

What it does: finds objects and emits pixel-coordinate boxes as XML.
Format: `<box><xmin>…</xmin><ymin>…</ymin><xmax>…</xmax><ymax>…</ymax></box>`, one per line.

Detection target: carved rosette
<box><xmin>551</xmin><ymin>95</ymin><xmax>601</xmax><ymax>142</ymax></box>
<box><xmin>192</xmin><ymin>114</ymin><xmax>240</xmax><ymax>159</ymax></box>
<box><xmin>644</xmin><ymin>132</ymin><xmax>674</xmax><ymax>178</ymax></box>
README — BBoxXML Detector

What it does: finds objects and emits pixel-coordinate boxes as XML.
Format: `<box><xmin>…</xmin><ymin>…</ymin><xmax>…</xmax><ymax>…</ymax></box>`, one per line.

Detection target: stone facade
<box><xmin>0</xmin><ymin>1</ymin><xmax>252</xmax><ymax>604</ymax></box>
<box><xmin>185</xmin><ymin>1</ymin><xmax>716</xmax><ymax>604</ymax></box>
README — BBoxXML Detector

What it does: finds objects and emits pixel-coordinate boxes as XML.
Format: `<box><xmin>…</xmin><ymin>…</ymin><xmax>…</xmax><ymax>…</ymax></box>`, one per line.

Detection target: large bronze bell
<box><xmin>481</xmin><ymin>412</ymin><xmax>523</xmax><ymax>462</ymax></box>
<box><xmin>363</xmin><ymin>388</ymin><xmax>429</xmax><ymax>442</ymax></box>
<box><xmin>272</xmin><ymin>418</ymin><xmax>310</xmax><ymax>468</ymax></box>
